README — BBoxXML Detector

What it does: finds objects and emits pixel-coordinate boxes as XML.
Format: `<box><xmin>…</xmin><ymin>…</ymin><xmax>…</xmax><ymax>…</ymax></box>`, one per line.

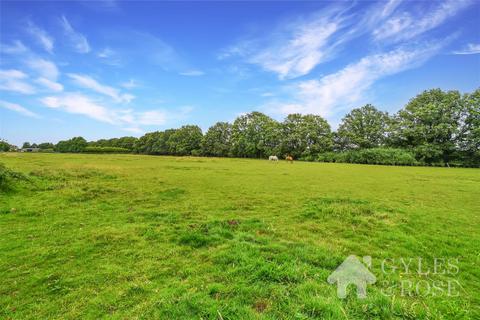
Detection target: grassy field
<box><xmin>1</xmin><ymin>153</ymin><xmax>479</xmax><ymax>319</ymax></box>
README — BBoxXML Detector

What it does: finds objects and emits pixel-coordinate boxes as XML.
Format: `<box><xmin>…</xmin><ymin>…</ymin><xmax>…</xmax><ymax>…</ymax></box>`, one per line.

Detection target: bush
<box><xmin>39</xmin><ymin>148</ymin><xmax>55</xmax><ymax>153</ymax></box>
<box><xmin>316</xmin><ymin>148</ymin><xmax>418</xmax><ymax>166</ymax></box>
<box><xmin>0</xmin><ymin>163</ymin><xmax>25</xmax><ymax>190</ymax></box>
<box><xmin>83</xmin><ymin>146</ymin><xmax>131</xmax><ymax>154</ymax></box>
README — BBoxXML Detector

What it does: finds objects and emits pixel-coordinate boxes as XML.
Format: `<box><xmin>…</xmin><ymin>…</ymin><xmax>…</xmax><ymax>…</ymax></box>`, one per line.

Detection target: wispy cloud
<box><xmin>35</xmin><ymin>77</ymin><xmax>64</xmax><ymax>92</ymax></box>
<box><xmin>372</xmin><ymin>0</ymin><xmax>472</xmax><ymax>43</ymax></box>
<box><xmin>39</xmin><ymin>92</ymin><xmax>190</xmax><ymax>130</ymax></box>
<box><xmin>68</xmin><ymin>73</ymin><xmax>134</xmax><ymax>103</ymax></box>
<box><xmin>25</xmin><ymin>20</ymin><xmax>54</xmax><ymax>54</ymax></box>
<box><xmin>40</xmin><ymin>93</ymin><xmax>114</xmax><ymax>123</ymax></box>
<box><xmin>452</xmin><ymin>43</ymin><xmax>480</xmax><ymax>55</ymax></box>
<box><xmin>221</xmin><ymin>0</ymin><xmax>471</xmax><ymax>80</ymax></box>
<box><xmin>0</xmin><ymin>100</ymin><xmax>40</xmax><ymax>118</ymax></box>
<box><xmin>60</xmin><ymin>15</ymin><xmax>90</xmax><ymax>53</ymax></box>
<box><xmin>222</xmin><ymin>6</ymin><xmax>349</xmax><ymax>79</ymax></box>
<box><xmin>120</xmin><ymin>79</ymin><xmax>138</xmax><ymax>89</ymax></box>
<box><xmin>25</xmin><ymin>57</ymin><xmax>59</xmax><ymax>80</ymax></box>
<box><xmin>97</xmin><ymin>47</ymin><xmax>122</xmax><ymax>66</ymax></box>
<box><xmin>0</xmin><ymin>69</ymin><xmax>36</xmax><ymax>94</ymax></box>
<box><xmin>265</xmin><ymin>42</ymin><xmax>446</xmax><ymax>118</ymax></box>
<box><xmin>179</xmin><ymin>70</ymin><xmax>205</xmax><ymax>76</ymax></box>
<box><xmin>0</xmin><ymin>40</ymin><xmax>28</xmax><ymax>54</ymax></box>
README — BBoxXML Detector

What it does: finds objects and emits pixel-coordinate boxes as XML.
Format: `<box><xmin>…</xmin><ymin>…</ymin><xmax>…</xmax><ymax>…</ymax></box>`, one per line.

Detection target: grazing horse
<box><xmin>269</xmin><ymin>155</ymin><xmax>279</xmax><ymax>161</ymax></box>
<box><xmin>285</xmin><ymin>155</ymin><xmax>293</xmax><ymax>163</ymax></box>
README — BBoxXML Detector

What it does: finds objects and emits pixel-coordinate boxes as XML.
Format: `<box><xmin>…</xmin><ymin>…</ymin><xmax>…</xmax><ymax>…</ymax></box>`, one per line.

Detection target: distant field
<box><xmin>1</xmin><ymin>153</ymin><xmax>479</xmax><ymax>319</ymax></box>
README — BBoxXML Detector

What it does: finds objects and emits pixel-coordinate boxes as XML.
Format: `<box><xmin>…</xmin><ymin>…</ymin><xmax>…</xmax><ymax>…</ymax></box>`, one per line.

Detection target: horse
<box><xmin>285</xmin><ymin>155</ymin><xmax>293</xmax><ymax>163</ymax></box>
<box><xmin>269</xmin><ymin>155</ymin><xmax>279</xmax><ymax>161</ymax></box>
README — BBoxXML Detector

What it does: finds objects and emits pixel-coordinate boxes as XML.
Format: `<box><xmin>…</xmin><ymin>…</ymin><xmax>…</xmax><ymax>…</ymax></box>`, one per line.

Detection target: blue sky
<box><xmin>1</xmin><ymin>0</ymin><xmax>479</xmax><ymax>146</ymax></box>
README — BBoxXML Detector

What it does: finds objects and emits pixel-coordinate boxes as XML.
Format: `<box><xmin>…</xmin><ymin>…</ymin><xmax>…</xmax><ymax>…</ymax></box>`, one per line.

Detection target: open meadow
<box><xmin>1</xmin><ymin>153</ymin><xmax>479</xmax><ymax>319</ymax></box>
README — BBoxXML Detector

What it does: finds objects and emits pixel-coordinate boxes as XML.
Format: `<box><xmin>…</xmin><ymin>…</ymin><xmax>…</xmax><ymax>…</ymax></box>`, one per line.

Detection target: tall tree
<box><xmin>459</xmin><ymin>89</ymin><xmax>480</xmax><ymax>165</ymax></box>
<box><xmin>38</xmin><ymin>142</ymin><xmax>54</xmax><ymax>149</ymax></box>
<box><xmin>22</xmin><ymin>142</ymin><xmax>31</xmax><ymax>149</ymax></box>
<box><xmin>0</xmin><ymin>140</ymin><xmax>11</xmax><ymax>152</ymax></box>
<box><xmin>201</xmin><ymin>122</ymin><xmax>232</xmax><ymax>157</ymax></box>
<box><xmin>167</xmin><ymin>125</ymin><xmax>203</xmax><ymax>156</ymax></box>
<box><xmin>55</xmin><ymin>137</ymin><xmax>88</xmax><ymax>153</ymax></box>
<box><xmin>391</xmin><ymin>89</ymin><xmax>463</xmax><ymax>164</ymax></box>
<box><xmin>281</xmin><ymin>114</ymin><xmax>333</xmax><ymax>158</ymax></box>
<box><xmin>336</xmin><ymin>104</ymin><xmax>391</xmax><ymax>150</ymax></box>
<box><xmin>230</xmin><ymin>112</ymin><xmax>281</xmax><ymax>158</ymax></box>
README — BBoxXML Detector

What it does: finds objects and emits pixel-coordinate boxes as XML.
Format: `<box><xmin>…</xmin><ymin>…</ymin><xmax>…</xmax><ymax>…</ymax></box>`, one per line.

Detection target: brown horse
<box><xmin>285</xmin><ymin>155</ymin><xmax>293</xmax><ymax>163</ymax></box>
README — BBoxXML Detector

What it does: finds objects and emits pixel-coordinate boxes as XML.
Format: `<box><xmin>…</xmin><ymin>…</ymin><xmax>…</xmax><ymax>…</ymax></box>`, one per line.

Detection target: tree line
<box><xmin>5</xmin><ymin>88</ymin><xmax>479</xmax><ymax>167</ymax></box>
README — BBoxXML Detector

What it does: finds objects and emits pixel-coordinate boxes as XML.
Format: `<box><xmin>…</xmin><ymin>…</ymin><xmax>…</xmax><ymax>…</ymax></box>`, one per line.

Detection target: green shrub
<box><xmin>0</xmin><ymin>163</ymin><xmax>25</xmax><ymax>190</ymax></box>
<box><xmin>316</xmin><ymin>148</ymin><xmax>418</xmax><ymax>166</ymax></box>
<box><xmin>83</xmin><ymin>146</ymin><xmax>131</xmax><ymax>154</ymax></box>
<box><xmin>39</xmin><ymin>148</ymin><xmax>55</xmax><ymax>153</ymax></box>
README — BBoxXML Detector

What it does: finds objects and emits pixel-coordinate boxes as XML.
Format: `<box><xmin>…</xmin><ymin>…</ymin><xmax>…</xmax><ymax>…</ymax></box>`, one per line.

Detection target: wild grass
<box><xmin>0</xmin><ymin>153</ymin><xmax>479</xmax><ymax>319</ymax></box>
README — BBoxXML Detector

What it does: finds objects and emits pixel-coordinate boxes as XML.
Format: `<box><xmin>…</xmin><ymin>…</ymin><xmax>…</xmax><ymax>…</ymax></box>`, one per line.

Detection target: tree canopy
<box><xmin>6</xmin><ymin>88</ymin><xmax>479</xmax><ymax>167</ymax></box>
<box><xmin>337</xmin><ymin>104</ymin><xmax>390</xmax><ymax>150</ymax></box>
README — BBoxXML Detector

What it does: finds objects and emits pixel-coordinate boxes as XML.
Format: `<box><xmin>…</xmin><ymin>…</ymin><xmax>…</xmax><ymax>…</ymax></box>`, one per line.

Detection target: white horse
<box><xmin>269</xmin><ymin>155</ymin><xmax>278</xmax><ymax>161</ymax></box>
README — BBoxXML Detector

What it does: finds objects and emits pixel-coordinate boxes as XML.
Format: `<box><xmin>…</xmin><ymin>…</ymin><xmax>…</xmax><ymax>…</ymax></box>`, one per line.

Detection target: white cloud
<box><xmin>68</xmin><ymin>73</ymin><xmax>134</xmax><ymax>103</ymax></box>
<box><xmin>0</xmin><ymin>69</ymin><xmax>36</xmax><ymax>94</ymax></box>
<box><xmin>223</xmin><ymin>7</ymin><xmax>348</xmax><ymax>79</ymax></box>
<box><xmin>0</xmin><ymin>40</ymin><xmax>28</xmax><ymax>54</ymax></box>
<box><xmin>39</xmin><ymin>92</ymin><xmax>188</xmax><ymax>128</ymax></box>
<box><xmin>0</xmin><ymin>100</ymin><xmax>40</xmax><ymax>118</ymax></box>
<box><xmin>265</xmin><ymin>43</ymin><xmax>445</xmax><ymax>118</ymax></box>
<box><xmin>120</xmin><ymin>79</ymin><xmax>138</xmax><ymax>89</ymax></box>
<box><xmin>452</xmin><ymin>43</ymin><xmax>480</xmax><ymax>55</ymax></box>
<box><xmin>60</xmin><ymin>15</ymin><xmax>90</xmax><ymax>53</ymax></box>
<box><xmin>25</xmin><ymin>58</ymin><xmax>59</xmax><ymax>80</ymax></box>
<box><xmin>40</xmin><ymin>93</ymin><xmax>114</xmax><ymax>123</ymax></box>
<box><xmin>25</xmin><ymin>20</ymin><xmax>54</xmax><ymax>54</ymax></box>
<box><xmin>97</xmin><ymin>47</ymin><xmax>114</xmax><ymax>58</ymax></box>
<box><xmin>253</xmin><ymin>18</ymin><xmax>340</xmax><ymax>79</ymax></box>
<box><xmin>221</xmin><ymin>0</ymin><xmax>470</xmax><ymax>80</ymax></box>
<box><xmin>179</xmin><ymin>70</ymin><xmax>205</xmax><ymax>76</ymax></box>
<box><xmin>372</xmin><ymin>0</ymin><xmax>472</xmax><ymax>43</ymax></box>
<box><xmin>35</xmin><ymin>77</ymin><xmax>64</xmax><ymax>92</ymax></box>
<box><xmin>97</xmin><ymin>47</ymin><xmax>122</xmax><ymax>66</ymax></box>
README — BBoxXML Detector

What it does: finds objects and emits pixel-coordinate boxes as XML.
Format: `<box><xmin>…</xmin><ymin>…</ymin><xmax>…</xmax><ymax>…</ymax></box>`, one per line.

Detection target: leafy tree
<box><xmin>459</xmin><ymin>89</ymin><xmax>480</xmax><ymax>165</ymax></box>
<box><xmin>38</xmin><ymin>142</ymin><xmax>54</xmax><ymax>149</ymax></box>
<box><xmin>115</xmin><ymin>136</ymin><xmax>138</xmax><ymax>150</ymax></box>
<box><xmin>390</xmin><ymin>89</ymin><xmax>463</xmax><ymax>165</ymax></box>
<box><xmin>336</xmin><ymin>104</ymin><xmax>391</xmax><ymax>150</ymax></box>
<box><xmin>281</xmin><ymin>114</ymin><xmax>333</xmax><ymax>158</ymax></box>
<box><xmin>201</xmin><ymin>122</ymin><xmax>232</xmax><ymax>157</ymax></box>
<box><xmin>155</xmin><ymin>129</ymin><xmax>177</xmax><ymax>154</ymax></box>
<box><xmin>55</xmin><ymin>137</ymin><xmax>88</xmax><ymax>153</ymax></box>
<box><xmin>167</xmin><ymin>125</ymin><xmax>203</xmax><ymax>156</ymax></box>
<box><xmin>22</xmin><ymin>142</ymin><xmax>31</xmax><ymax>149</ymax></box>
<box><xmin>230</xmin><ymin>112</ymin><xmax>281</xmax><ymax>158</ymax></box>
<box><xmin>0</xmin><ymin>140</ymin><xmax>12</xmax><ymax>152</ymax></box>
<box><xmin>89</xmin><ymin>136</ymin><xmax>137</xmax><ymax>151</ymax></box>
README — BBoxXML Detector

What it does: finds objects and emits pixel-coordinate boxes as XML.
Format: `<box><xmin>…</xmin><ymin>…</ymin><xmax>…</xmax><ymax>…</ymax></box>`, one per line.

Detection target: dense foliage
<box><xmin>55</xmin><ymin>137</ymin><xmax>88</xmax><ymax>153</ymax></box>
<box><xmin>0</xmin><ymin>162</ymin><xmax>25</xmax><ymax>190</ymax></box>
<box><xmin>5</xmin><ymin>88</ymin><xmax>479</xmax><ymax>167</ymax></box>
<box><xmin>316</xmin><ymin>148</ymin><xmax>417</xmax><ymax>166</ymax></box>
<box><xmin>0</xmin><ymin>140</ymin><xmax>14</xmax><ymax>152</ymax></box>
<box><xmin>336</xmin><ymin>104</ymin><xmax>390</xmax><ymax>150</ymax></box>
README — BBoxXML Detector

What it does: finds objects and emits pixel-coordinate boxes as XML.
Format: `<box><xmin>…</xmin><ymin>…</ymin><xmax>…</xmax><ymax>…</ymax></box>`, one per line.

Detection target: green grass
<box><xmin>1</xmin><ymin>153</ymin><xmax>479</xmax><ymax>319</ymax></box>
